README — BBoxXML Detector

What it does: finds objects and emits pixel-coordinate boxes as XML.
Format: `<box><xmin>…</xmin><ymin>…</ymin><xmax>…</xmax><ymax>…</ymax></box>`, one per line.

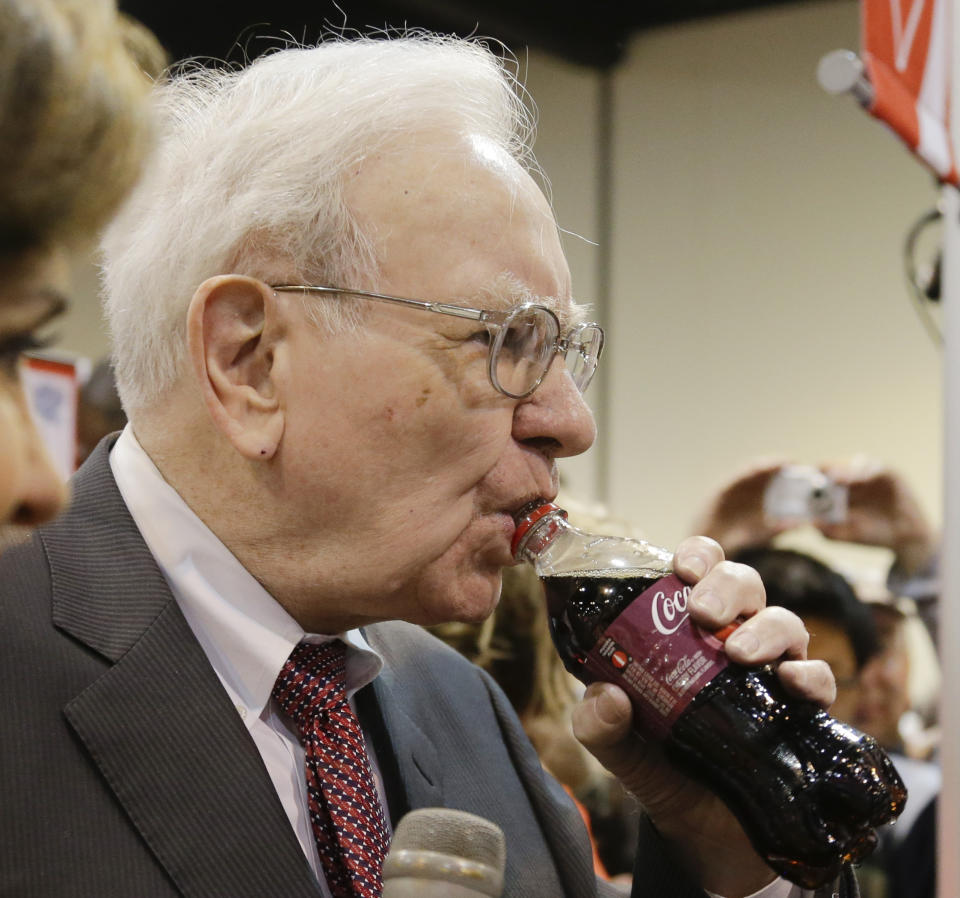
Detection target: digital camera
<box><xmin>762</xmin><ymin>465</ymin><xmax>848</xmax><ymax>525</ymax></box>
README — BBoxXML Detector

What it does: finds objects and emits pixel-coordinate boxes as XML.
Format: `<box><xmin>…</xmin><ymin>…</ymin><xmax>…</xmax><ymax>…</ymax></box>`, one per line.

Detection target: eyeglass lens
<box><xmin>491</xmin><ymin>306</ymin><xmax>602</xmax><ymax>397</ymax></box>
<box><xmin>565</xmin><ymin>324</ymin><xmax>603</xmax><ymax>393</ymax></box>
<box><xmin>492</xmin><ymin>306</ymin><xmax>558</xmax><ymax>397</ymax></box>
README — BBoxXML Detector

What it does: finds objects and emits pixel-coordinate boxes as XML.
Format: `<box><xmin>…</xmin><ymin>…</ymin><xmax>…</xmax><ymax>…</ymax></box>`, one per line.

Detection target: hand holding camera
<box><xmin>692</xmin><ymin>460</ymin><xmax>847</xmax><ymax>556</ymax></box>
<box><xmin>817</xmin><ymin>458</ymin><xmax>936</xmax><ymax>575</ymax></box>
<box><xmin>695</xmin><ymin>458</ymin><xmax>935</xmax><ymax>577</ymax></box>
<box><xmin>763</xmin><ymin>465</ymin><xmax>848</xmax><ymax>526</ymax></box>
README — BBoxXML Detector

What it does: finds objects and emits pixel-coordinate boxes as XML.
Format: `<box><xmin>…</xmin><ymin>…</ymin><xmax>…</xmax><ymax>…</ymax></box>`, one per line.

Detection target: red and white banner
<box><xmin>862</xmin><ymin>0</ymin><xmax>958</xmax><ymax>185</ymax></box>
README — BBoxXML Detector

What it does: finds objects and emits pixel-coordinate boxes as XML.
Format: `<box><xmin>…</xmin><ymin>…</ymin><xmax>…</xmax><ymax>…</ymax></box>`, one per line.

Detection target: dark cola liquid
<box><xmin>543</xmin><ymin>569</ymin><xmax>661</xmax><ymax>675</ymax></box>
<box><xmin>542</xmin><ymin>571</ymin><xmax>907</xmax><ymax>889</ymax></box>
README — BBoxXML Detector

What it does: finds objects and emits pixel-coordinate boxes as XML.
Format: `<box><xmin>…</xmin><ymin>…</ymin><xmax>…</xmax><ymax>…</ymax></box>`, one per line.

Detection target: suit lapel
<box><xmin>45</xmin><ymin>441</ymin><xmax>320</xmax><ymax>897</ymax></box>
<box><xmin>360</xmin><ymin>625</ymin><xmax>444</xmax><ymax>816</ymax></box>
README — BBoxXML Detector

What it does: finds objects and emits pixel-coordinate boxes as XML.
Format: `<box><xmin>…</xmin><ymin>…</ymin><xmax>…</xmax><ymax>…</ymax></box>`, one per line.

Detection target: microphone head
<box><xmin>384</xmin><ymin>807</ymin><xmax>506</xmax><ymax>897</ymax></box>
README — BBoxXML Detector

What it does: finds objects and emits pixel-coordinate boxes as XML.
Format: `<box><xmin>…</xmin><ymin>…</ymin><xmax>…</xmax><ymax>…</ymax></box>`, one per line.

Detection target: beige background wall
<box><xmin>531</xmin><ymin>0</ymin><xmax>942</xmax><ymax>549</ymax></box>
<box><xmin>63</xmin><ymin>0</ymin><xmax>942</xmax><ymax>551</ymax></box>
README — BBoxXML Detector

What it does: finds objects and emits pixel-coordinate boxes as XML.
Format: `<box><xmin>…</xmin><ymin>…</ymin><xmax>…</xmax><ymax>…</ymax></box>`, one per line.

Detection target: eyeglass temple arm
<box><xmin>271</xmin><ymin>284</ymin><xmax>490</xmax><ymax>322</ymax></box>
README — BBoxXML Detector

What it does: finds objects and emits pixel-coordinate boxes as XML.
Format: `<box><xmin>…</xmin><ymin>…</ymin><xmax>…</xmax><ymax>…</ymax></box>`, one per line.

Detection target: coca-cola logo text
<box><xmin>651</xmin><ymin>584</ymin><xmax>692</xmax><ymax>635</ymax></box>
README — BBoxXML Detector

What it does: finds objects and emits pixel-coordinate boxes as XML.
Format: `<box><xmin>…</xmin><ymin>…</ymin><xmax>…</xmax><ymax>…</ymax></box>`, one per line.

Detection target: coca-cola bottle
<box><xmin>511</xmin><ymin>501</ymin><xmax>906</xmax><ymax>889</ymax></box>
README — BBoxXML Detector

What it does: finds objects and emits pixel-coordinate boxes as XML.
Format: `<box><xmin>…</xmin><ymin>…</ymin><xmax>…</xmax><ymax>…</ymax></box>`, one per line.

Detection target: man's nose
<box><xmin>4</xmin><ymin>395</ymin><xmax>69</xmax><ymax>527</ymax></box>
<box><xmin>511</xmin><ymin>357</ymin><xmax>597</xmax><ymax>458</ymax></box>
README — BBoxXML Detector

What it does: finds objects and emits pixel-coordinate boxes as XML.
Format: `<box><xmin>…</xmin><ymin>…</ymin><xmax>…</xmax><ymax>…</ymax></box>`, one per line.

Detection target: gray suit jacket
<box><xmin>0</xmin><ymin>440</ymin><xmax>855</xmax><ymax>898</ymax></box>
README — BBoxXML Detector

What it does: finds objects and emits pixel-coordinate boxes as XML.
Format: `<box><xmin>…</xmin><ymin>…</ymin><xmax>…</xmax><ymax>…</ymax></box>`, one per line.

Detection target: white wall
<box><xmin>63</xmin><ymin>254</ymin><xmax>111</xmax><ymax>363</ymax></box>
<box><xmin>530</xmin><ymin>0</ymin><xmax>942</xmax><ymax>548</ymax></box>
<box><xmin>522</xmin><ymin>53</ymin><xmax>606</xmax><ymax>502</ymax></box>
<box><xmin>61</xmin><ymin>0</ymin><xmax>942</xmax><ymax>552</ymax></box>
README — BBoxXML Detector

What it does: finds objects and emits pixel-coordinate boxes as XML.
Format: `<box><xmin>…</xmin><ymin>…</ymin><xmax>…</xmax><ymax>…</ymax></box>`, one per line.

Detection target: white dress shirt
<box><xmin>110</xmin><ymin>426</ymin><xmax>812</xmax><ymax>898</ymax></box>
<box><xmin>110</xmin><ymin>427</ymin><xmax>386</xmax><ymax>897</ymax></box>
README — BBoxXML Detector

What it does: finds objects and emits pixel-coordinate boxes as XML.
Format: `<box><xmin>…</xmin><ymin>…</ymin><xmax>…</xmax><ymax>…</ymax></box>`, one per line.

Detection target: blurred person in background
<box><xmin>76</xmin><ymin>357</ymin><xmax>128</xmax><ymax>466</ymax></box>
<box><xmin>850</xmin><ymin>580</ymin><xmax>940</xmax><ymax>761</ymax></box>
<box><xmin>727</xmin><ymin>547</ymin><xmax>878</xmax><ymax>726</ymax></box>
<box><xmin>851</xmin><ymin>582</ymin><xmax>939</xmax><ymax>898</ymax></box>
<box><xmin>0</xmin><ymin>0</ymin><xmax>157</xmax><ymax>539</ymax></box>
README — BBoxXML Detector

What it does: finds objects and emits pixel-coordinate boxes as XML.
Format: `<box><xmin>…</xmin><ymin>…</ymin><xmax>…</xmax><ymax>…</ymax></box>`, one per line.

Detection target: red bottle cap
<box><xmin>713</xmin><ymin>621</ymin><xmax>741</xmax><ymax>643</ymax></box>
<box><xmin>511</xmin><ymin>501</ymin><xmax>567</xmax><ymax>556</ymax></box>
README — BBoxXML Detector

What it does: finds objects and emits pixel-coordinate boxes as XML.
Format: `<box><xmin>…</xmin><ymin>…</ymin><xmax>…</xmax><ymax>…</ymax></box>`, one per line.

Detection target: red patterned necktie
<box><xmin>272</xmin><ymin>640</ymin><xmax>389</xmax><ymax>898</ymax></box>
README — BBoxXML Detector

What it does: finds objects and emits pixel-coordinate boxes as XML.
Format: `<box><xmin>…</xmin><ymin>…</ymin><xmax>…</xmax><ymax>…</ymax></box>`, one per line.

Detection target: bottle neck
<box><xmin>511</xmin><ymin>502</ymin><xmax>569</xmax><ymax>562</ymax></box>
<box><xmin>514</xmin><ymin>502</ymin><xmax>675</xmax><ymax>580</ymax></box>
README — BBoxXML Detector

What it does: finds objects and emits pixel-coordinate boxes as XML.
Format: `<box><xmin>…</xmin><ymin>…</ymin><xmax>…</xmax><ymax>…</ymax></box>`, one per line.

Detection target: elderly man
<box><xmin>0</xmin><ymin>36</ymin><xmax>849</xmax><ymax>898</ymax></box>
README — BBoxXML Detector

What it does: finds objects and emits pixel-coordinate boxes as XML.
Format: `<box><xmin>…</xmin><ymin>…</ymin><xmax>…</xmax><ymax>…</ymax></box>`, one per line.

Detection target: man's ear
<box><xmin>187</xmin><ymin>275</ymin><xmax>285</xmax><ymax>460</ymax></box>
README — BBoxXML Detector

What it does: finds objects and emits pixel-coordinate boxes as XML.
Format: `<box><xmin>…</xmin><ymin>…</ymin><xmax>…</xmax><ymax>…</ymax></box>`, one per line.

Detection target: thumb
<box><xmin>572</xmin><ymin>682</ymin><xmax>670</xmax><ymax>806</ymax></box>
<box><xmin>572</xmin><ymin>682</ymin><xmax>639</xmax><ymax>769</ymax></box>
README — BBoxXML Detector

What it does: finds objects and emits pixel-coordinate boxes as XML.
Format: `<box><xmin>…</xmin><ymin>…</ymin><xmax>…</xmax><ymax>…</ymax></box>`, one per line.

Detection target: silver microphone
<box><xmin>382</xmin><ymin>807</ymin><xmax>506</xmax><ymax>897</ymax></box>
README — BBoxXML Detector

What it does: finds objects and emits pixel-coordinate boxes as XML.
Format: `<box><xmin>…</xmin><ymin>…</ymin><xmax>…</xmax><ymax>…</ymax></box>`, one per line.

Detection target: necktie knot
<box><xmin>273</xmin><ymin>641</ymin><xmax>348</xmax><ymax>733</ymax></box>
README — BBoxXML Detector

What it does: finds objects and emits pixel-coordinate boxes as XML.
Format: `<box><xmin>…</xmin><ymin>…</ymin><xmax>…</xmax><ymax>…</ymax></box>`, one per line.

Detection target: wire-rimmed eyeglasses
<box><xmin>270</xmin><ymin>284</ymin><xmax>604</xmax><ymax>399</ymax></box>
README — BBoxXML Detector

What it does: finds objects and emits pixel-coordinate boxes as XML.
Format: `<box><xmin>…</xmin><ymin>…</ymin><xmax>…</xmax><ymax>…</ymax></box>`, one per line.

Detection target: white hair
<box><xmin>100</xmin><ymin>34</ymin><xmax>539</xmax><ymax>415</ymax></box>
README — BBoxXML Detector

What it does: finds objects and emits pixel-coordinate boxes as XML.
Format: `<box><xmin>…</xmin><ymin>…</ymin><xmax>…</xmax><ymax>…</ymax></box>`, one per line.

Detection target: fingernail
<box><xmin>692</xmin><ymin>590</ymin><xmax>724</xmax><ymax>618</ymax></box>
<box><xmin>686</xmin><ymin>554</ymin><xmax>708</xmax><ymax>580</ymax></box>
<box><xmin>726</xmin><ymin>629</ymin><xmax>759</xmax><ymax>657</ymax></box>
<box><xmin>792</xmin><ymin>665</ymin><xmax>809</xmax><ymax>691</ymax></box>
<box><xmin>595</xmin><ymin>687</ymin><xmax>621</xmax><ymax>725</ymax></box>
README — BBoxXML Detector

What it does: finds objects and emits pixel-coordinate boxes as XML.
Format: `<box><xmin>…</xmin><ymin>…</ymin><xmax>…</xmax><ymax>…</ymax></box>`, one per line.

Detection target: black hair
<box><xmin>731</xmin><ymin>546</ymin><xmax>879</xmax><ymax>669</ymax></box>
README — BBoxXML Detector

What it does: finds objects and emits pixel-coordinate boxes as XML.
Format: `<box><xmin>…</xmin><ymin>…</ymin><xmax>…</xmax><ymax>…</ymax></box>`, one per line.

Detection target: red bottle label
<box><xmin>582</xmin><ymin>574</ymin><xmax>730</xmax><ymax>740</ymax></box>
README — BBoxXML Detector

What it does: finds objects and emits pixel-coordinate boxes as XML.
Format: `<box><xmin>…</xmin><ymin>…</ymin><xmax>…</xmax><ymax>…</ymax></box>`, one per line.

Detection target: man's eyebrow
<box><xmin>466</xmin><ymin>272</ymin><xmax>533</xmax><ymax>310</ymax></box>
<box><xmin>467</xmin><ymin>272</ymin><xmax>591</xmax><ymax>325</ymax></box>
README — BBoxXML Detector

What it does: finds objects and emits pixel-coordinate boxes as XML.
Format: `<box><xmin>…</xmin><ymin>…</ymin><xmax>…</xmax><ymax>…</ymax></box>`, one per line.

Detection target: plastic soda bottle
<box><xmin>512</xmin><ymin>501</ymin><xmax>906</xmax><ymax>889</ymax></box>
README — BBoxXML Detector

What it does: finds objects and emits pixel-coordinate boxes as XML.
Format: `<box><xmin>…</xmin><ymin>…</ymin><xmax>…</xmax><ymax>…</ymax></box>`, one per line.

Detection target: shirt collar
<box><xmin>108</xmin><ymin>426</ymin><xmax>383</xmax><ymax>718</ymax></box>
